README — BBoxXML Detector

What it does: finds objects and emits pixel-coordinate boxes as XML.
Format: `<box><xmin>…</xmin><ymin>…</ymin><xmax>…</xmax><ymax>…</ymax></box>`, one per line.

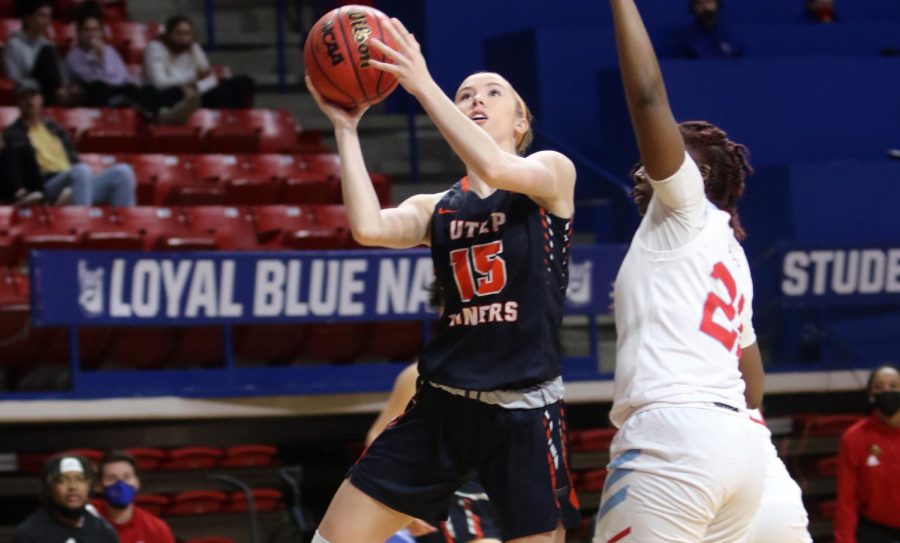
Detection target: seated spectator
<box><xmin>12</xmin><ymin>454</ymin><xmax>119</xmax><ymax>543</ymax></box>
<box><xmin>144</xmin><ymin>15</ymin><xmax>255</xmax><ymax>109</ymax></box>
<box><xmin>2</xmin><ymin>81</ymin><xmax>136</xmax><ymax>206</ymax></box>
<box><xmin>95</xmin><ymin>451</ymin><xmax>175</xmax><ymax>543</ymax></box>
<box><xmin>806</xmin><ymin>0</ymin><xmax>836</xmax><ymax>23</ymax></box>
<box><xmin>4</xmin><ymin>0</ymin><xmax>77</xmax><ymax>105</ymax></box>
<box><xmin>834</xmin><ymin>364</ymin><xmax>900</xmax><ymax>543</ymax></box>
<box><xmin>66</xmin><ymin>11</ymin><xmax>199</xmax><ymax>123</ymax></box>
<box><xmin>680</xmin><ymin>0</ymin><xmax>744</xmax><ymax>60</ymax></box>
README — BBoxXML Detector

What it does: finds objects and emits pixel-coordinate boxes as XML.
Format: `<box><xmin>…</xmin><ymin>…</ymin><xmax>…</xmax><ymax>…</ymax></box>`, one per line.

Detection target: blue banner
<box><xmin>31</xmin><ymin>246</ymin><xmax>626</xmax><ymax>326</ymax></box>
<box><xmin>780</xmin><ymin>244</ymin><xmax>900</xmax><ymax>306</ymax></box>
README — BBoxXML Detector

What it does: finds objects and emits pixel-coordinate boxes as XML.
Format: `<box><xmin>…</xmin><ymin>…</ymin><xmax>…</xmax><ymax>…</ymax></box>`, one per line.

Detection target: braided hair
<box><xmin>629</xmin><ymin>120</ymin><xmax>753</xmax><ymax>240</ymax></box>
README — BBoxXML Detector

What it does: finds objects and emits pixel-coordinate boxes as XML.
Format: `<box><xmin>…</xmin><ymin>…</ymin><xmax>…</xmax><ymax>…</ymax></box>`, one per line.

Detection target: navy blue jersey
<box><xmin>417</xmin><ymin>179</ymin><xmax>572</xmax><ymax>391</ymax></box>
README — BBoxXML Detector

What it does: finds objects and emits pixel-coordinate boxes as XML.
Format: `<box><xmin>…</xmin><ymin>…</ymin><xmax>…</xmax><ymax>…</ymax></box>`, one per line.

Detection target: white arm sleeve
<box><xmin>639</xmin><ymin>153</ymin><xmax>709</xmax><ymax>251</ymax></box>
<box><xmin>646</xmin><ymin>151</ymin><xmax>706</xmax><ymax>214</ymax></box>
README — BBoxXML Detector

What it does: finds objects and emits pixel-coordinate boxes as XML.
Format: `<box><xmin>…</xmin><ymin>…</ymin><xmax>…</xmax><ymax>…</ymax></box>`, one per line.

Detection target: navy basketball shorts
<box><xmin>348</xmin><ymin>384</ymin><xmax>581</xmax><ymax>540</ymax></box>
<box><xmin>440</xmin><ymin>477</ymin><xmax>503</xmax><ymax>542</ymax></box>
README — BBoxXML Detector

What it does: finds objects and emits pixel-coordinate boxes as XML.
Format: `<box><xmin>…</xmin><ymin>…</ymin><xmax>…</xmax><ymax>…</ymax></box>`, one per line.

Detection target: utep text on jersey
<box><xmin>418</xmin><ymin>178</ymin><xmax>573</xmax><ymax>391</ymax></box>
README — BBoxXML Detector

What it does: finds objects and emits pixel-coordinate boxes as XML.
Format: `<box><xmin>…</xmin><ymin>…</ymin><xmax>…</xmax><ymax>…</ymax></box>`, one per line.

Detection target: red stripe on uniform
<box><xmin>462</xmin><ymin>499</ymin><xmax>484</xmax><ymax>538</ymax></box>
<box><xmin>559</xmin><ymin>404</ymin><xmax>581</xmax><ymax>509</ymax></box>
<box><xmin>440</xmin><ymin>521</ymin><xmax>456</xmax><ymax>543</ymax></box>
<box><xmin>542</xmin><ymin>416</ymin><xmax>560</xmax><ymax>509</ymax></box>
<box><xmin>608</xmin><ymin>527</ymin><xmax>632</xmax><ymax>543</ymax></box>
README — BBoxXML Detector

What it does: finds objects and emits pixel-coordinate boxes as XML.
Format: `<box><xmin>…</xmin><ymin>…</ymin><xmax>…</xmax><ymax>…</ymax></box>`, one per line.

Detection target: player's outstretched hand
<box><xmin>368</xmin><ymin>18</ymin><xmax>432</xmax><ymax>97</ymax></box>
<box><xmin>305</xmin><ymin>74</ymin><xmax>369</xmax><ymax>130</ymax></box>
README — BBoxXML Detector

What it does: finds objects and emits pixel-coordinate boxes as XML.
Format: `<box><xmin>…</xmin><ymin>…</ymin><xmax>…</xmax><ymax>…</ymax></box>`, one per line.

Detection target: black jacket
<box><xmin>0</xmin><ymin>117</ymin><xmax>80</xmax><ymax>201</ymax></box>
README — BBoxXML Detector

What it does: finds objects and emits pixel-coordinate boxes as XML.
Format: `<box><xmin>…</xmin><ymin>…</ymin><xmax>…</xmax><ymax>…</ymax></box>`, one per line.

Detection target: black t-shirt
<box><xmin>12</xmin><ymin>509</ymin><xmax>120</xmax><ymax>543</ymax></box>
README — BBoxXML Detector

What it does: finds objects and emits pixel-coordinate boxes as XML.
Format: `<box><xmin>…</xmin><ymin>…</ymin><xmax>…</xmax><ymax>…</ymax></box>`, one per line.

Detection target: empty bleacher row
<box><xmin>0</xmin><ymin>106</ymin><xmax>325</xmax><ymax>154</ymax></box>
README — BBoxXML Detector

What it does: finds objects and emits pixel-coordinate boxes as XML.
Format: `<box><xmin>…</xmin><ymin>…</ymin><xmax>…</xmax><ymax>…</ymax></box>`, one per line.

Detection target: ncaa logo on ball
<box><xmin>320</xmin><ymin>18</ymin><xmax>344</xmax><ymax>66</ymax></box>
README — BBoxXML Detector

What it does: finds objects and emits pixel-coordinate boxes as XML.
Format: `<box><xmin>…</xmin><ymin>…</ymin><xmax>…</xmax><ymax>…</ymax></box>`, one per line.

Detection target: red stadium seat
<box><xmin>569</xmin><ymin>428</ymin><xmax>617</xmax><ymax>452</ymax></box>
<box><xmin>0</xmin><ymin>77</ymin><xmax>15</xmax><ymax>105</ymax></box>
<box><xmin>300</xmin><ymin>323</ymin><xmax>371</xmax><ymax>363</ymax></box>
<box><xmin>106</xmin><ymin>326</ymin><xmax>176</xmax><ymax>369</ymax></box>
<box><xmin>796</xmin><ymin>413</ymin><xmax>863</xmax><ymax>438</ymax></box>
<box><xmin>107</xmin><ymin>21</ymin><xmax>163</xmax><ymax>64</ymax></box>
<box><xmin>166</xmin><ymin>490</ymin><xmax>227</xmax><ymax>516</ymax></box>
<box><xmin>0</xmin><ymin>19</ymin><xmax>21</xmax><ymax>47</ymax></box>
<box><xmin>79</xmin><ymin>108</ymin><xmax>142</xmax><ymax>153</ymax></box>
<box><xmin>12</xmin><ymin>206</ymin><xmax>81</xmax><ymax>263</ymax></box>
<box><xmin>811</xmin><ymin>499</ymin><xmax>837</xmax><ymax>520</ymax></box>
<box><xmin>43</xmin><ymin>107</ymin><xmax>99</xmax><ymax>145</ymax></box>
<box><xmin>125</xmin><ymin>447</ymin><xmax>166</xmax><ymax>471</ymax></box>
<box><xmin>572</xmin><ymin>469</ymin><xmax>608</xmax><ymax>493</ymax></box>
<box><xmin>219</xmin><ymin>444</ymin><xmax>278</xmax><ymax>468</ymax></box>
<box><xmin>42</xmin><ymin>207</ymin><xmax>143</xmax><ymax>251</ymax></box>
<box><xmin>134</xmin><ymin>493</ymin><xmax>171</xmax><ymax>516</ymax></box>
<box><xmin>811</xmin><ymin>455</ymin><xmax>838</xmax><ymax>478</ymax></box>
<box><xmin>181</xmin><ymin>206</ymin><xmax>259</xmax><ymax>250</ymax></box>
<box><xmin>222</xmin><ymin>488</ymin><xmax>283</xmax><ymax>513</ymax></box>
<box><xmin>233</xmin><ymin>323</ymin><xmax>305</xmax><ymax>364</ymax></box>
<box><xmin>48</xmin><ymin>21</ymin><xmax>77</xmax><ymax>54</ymax></box>
<box><xmin>170</xmin><ymin>326</ymin><xmax>223</xmax><ymax>368</ymax></box>
<box><xmin>274</xmin><ymin>154</ymin><xmax>338</xmax><ymax>205</ymax></box>
<box><xmin>192</xmin><ymin>155</ymin><xmax>275</xmax><ymax>206</ymax></box>
<box><xmin>309</xmin><ymin>205</ymin><xmax>353</xmax><ymax>248</ymax></box>
<box><xmin>366</xmin><ymin>322</ymin><xmax>423</xmax><ymax>361</ymax></box>
<box><xmin>230</xmin><ymin>109</ymin><xmax>302</xmax><ymax>154</ymax></box>
<box><xmin>0</xmin><ymin>267</ymin><xmax>31</xmax><ymax>368</ymax></box>
<box><xmin>204</xmin><ymin>111</ymin><xmax>261</xmax><ymax>154</ymax></box>
<box><xmin>58</xmin><ymin>448</ymin><xmax>104</xmax><ymax>467</ymax></box>
<box><xmin>161</xmin><ymin>447</ymin><xmax>224</xmax><ymax>470</ymax></box>
<box><xmin>253</xmin><ymin>205</ymin><xmax>329</xmax><ymax>249</ymax></box>
<box><xmin>127</xmin><ymin>154</ymin><xmax>198</xmax><ymax>205</ymax></box>
<box><xmin>115</xmin><ymin>207</ymin><xmax>216</xmax><ymax>251</ymax></box>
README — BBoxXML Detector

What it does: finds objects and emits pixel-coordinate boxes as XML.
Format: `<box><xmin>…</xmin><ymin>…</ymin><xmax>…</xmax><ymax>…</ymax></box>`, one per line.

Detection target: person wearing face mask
<box><xmin>12</xmin><ymin>454</ymin><xmax>119</xmax><ymax>543</ymax></box>
<box><xmin>834</xmin><ymin>364</ymin><xmax>900</xmax><ymax>543</ymax></box>
<box><xmin>94</xmin><ymin>451</ymin><xmax>175</xmax><ymax>543</ymax></box>
<box><xmin>679</xmin><ymin>0</ymin><xmax>744</xmax><ymax>60</ymax></box>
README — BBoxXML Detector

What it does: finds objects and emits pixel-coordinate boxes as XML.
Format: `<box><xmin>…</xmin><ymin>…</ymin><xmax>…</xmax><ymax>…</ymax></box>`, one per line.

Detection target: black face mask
<box><xmin>872</xmin><ymin>390</ymin><xmax>900</xmax><ymax>418</ymax></box>
<box><xmin>49</xmin><ymin>501</ymin><xmax>86</xmax><ymax>522</ymax></box>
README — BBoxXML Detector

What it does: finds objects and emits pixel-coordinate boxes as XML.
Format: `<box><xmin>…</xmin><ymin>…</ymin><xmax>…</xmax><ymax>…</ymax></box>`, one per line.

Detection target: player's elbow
<box><xmin>350</xmin><ymin>227</ymin><xmax>383</xmax><ymax>247</ymax></box>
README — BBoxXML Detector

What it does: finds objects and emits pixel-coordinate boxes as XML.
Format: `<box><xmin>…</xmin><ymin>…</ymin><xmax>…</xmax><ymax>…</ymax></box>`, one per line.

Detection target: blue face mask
<box><xmin>103</xmin><ymin>480</ymin><xmax>136</xmax><ymax>508</ymax></box>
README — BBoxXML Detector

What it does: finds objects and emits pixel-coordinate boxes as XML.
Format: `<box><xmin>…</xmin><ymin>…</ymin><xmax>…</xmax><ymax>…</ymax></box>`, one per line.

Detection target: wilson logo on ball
<box><xmin>348</xmin><ymin>9</ymin><xmax>372</xmax><ymax>67</ymax></box>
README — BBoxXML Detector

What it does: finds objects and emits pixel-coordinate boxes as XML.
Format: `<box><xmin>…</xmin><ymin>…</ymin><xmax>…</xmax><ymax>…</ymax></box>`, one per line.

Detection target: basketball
<box><xmin>304</xmin><ymin>5</ymin><xmax>400</xmax><ymax>109</ymax></box>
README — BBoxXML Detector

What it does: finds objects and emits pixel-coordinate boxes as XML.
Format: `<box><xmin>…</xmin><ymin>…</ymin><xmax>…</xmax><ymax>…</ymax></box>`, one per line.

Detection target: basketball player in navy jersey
<box><xmin>304</xmin><ymin>16</ymin><xmax>580</xmax><ymax>543</ymax></box>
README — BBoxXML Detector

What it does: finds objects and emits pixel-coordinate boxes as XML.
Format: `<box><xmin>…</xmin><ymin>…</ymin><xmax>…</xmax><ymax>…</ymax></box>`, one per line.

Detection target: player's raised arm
<box><xmin>306</xmin><ymin>75</ymin><xmax>440</xmax><ymax>249</ymax></box>
<box><xmin>368</xmin><ymin>19</ymin><xmax>575</xmax><ymax>217</ymax></box>
<box><xmin>611</xmin><ymin>0</ymin><xmax>688</xmax><ymax>187</ymax></box>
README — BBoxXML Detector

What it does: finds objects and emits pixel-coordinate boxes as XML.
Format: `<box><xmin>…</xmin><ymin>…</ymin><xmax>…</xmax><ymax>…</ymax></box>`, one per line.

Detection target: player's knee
<box><xmin>312</xmin><ymin>530</ymin><xmax>333</xmax><ymax>543</ymax></box>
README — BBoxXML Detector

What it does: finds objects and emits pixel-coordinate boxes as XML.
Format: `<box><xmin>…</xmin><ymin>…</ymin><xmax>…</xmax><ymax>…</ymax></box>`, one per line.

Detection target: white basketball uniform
<box><xmin>594</xmin><ymin>153</ymin><xmax>765</xmax><ymax>543</ymax></box>
<box><xmin>747</xmin><ymin>410</ymin><xmax>813</xmax><ymax>543</ymax></box>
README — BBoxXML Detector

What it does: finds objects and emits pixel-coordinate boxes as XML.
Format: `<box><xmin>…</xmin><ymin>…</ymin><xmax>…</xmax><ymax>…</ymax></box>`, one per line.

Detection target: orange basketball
<box><xmin>304</xmin><ymin>5</ymin><xmax>399</xmax><ymax>109</ymax></box>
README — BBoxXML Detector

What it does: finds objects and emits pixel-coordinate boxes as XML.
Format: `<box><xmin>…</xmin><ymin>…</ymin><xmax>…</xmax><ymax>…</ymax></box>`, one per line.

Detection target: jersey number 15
<box><xmin>450</xmin><ymin>241</ymin><xmax>507</xmax><ymax>302</ymax></box>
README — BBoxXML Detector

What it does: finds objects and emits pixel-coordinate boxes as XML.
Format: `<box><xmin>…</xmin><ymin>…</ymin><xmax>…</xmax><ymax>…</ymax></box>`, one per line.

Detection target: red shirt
<box><xmin>96</xmin><ymin>503</ymin><xmax>175</xmax><ymax>543</ymax></box>
<box><xmin>834</xmin><ymin>414</ymin><xmax>900</xmax><ymax>543</ymax></box>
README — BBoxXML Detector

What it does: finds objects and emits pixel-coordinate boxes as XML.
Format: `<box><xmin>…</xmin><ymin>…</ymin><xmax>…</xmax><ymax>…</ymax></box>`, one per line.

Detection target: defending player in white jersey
<box><xmin>745</xmin><ymin>408</ymin><xmax>813</xmax><ymax>543</ymax></box>
<box><xmin>594</xmin><ymin>1</ymin><xmax>767</xmax><ymax>541</ymax></box>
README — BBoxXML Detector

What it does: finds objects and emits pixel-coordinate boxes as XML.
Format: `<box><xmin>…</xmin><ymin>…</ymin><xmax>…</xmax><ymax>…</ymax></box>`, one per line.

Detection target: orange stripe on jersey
<box><xmin>559</xmin><ymin>405</ymin><xmax>581</xmax><ymax>509</ymax></box>
<box><xmin>460</xmin><ymin>176</ymin><xmax>470</xmax><ymax>192</ymax></box>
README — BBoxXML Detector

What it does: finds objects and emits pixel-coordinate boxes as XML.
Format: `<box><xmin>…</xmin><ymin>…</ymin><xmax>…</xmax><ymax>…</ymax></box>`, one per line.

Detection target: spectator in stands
<box><xmin>2</xmin><ymin>80</ymin><xmax>136</xmax><ymax>206</ymax></box>
<box><xmin>144</xmin><ymin>15</ymin><xmax>255</xmax><ymax>109</ymax></box>
<box><xmin>679</xmin><ymin>0</ymin><xmax>744</xmax><ymax>59</ymax></box>
<box><xmin>65</xmin><ymin>11</ymin><xmax>200</xmax><ymax>124</ymax></box>
<box><xmin>4</xmin><ymin>0</ymin><xmax>77</xmax><ymax>105</ymax></box>
<box><xmin>12</xmin><ymin>454</ymin><xmax>119</xmax><ymax>543</ymax></box>
<box><xmin>95</xmin><ymin>451</ymin><xmax>175</xmax><ymax>543</ymax></box>
<box><xmin>806</xmin><ymin>0</ymin><xmax>836</xmax><ymax>23</ymax></box>
<box><xmin>834</xmin><ymin>364</ymin><xmax>900</xmax><ymax>543</ymax></box>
